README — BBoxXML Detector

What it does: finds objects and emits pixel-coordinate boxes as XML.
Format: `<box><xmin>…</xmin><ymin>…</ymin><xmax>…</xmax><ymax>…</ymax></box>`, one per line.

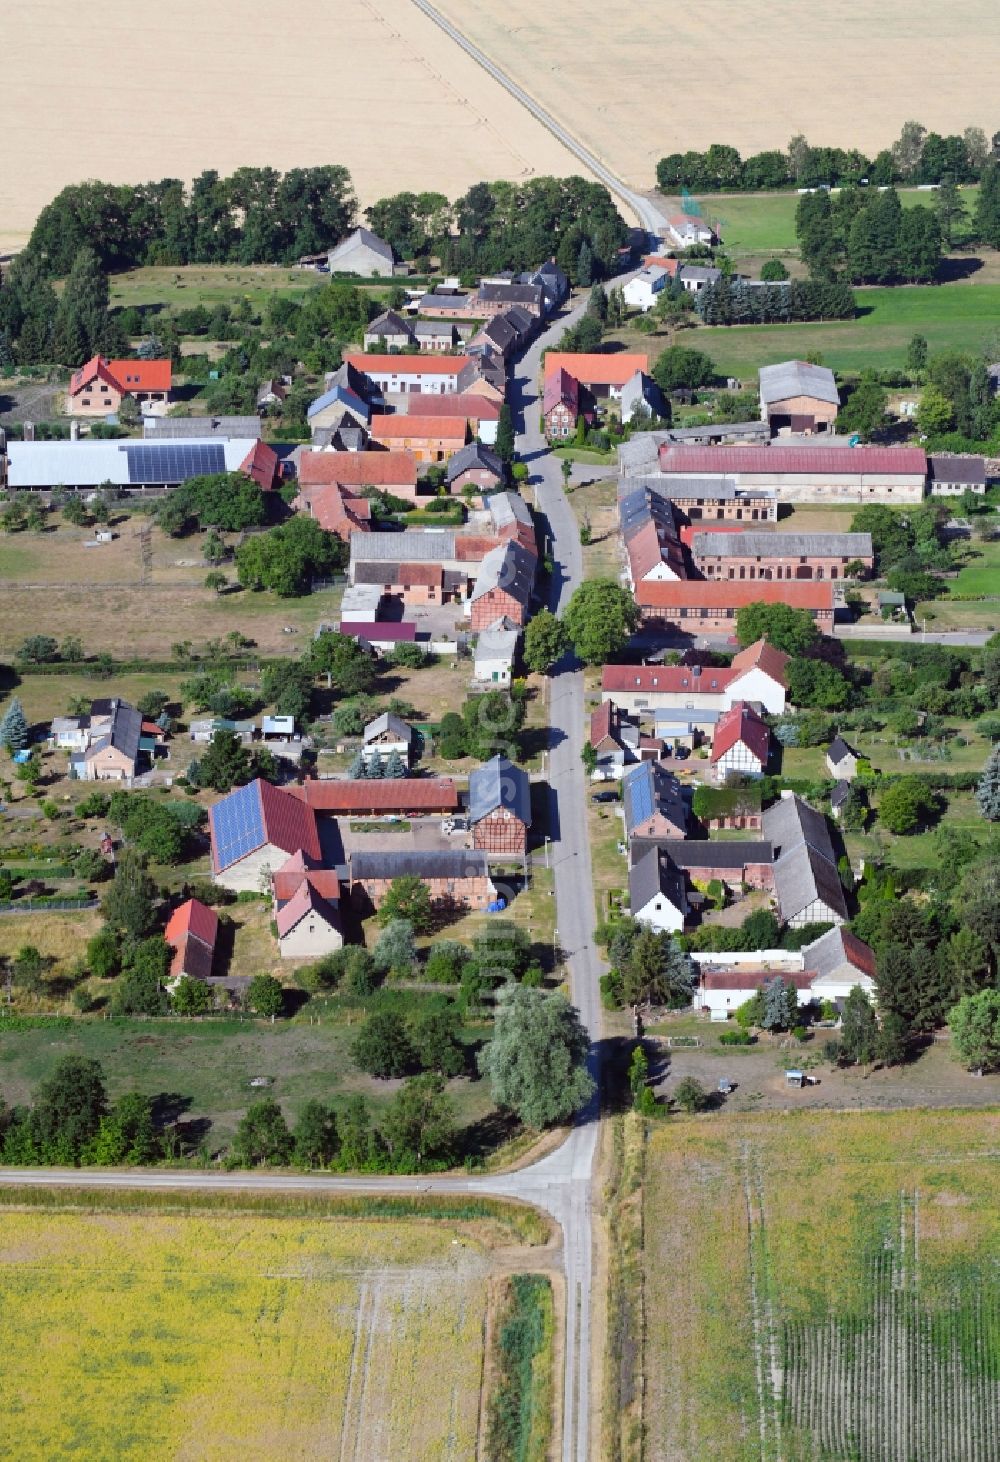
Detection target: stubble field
<box><xmin>0</xmin><ymin>1199</ymin><xmax>505</xmax><ymax>1460</ymax></box>
<box><xmin>643</xmin><ymin>1110</ymin><xmax>1000</xmax><ymax>1462</ymax></box>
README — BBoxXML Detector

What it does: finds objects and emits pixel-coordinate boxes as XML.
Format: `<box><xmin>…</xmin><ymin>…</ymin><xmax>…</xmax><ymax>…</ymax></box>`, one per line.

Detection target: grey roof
<box><xmin>763</xmin><ymin>795</ymin><xmax>834</xmax><ymax>861</ymax></box>
<box><xmin>412</xmin><ymin>319</ymin><xmax>456</xmax><ymax>339</ymax></box>
<box><xmin>630</xmin><ymin>844</ymin><xmax>686</xmax><ymax>915</ymax></box>
<box><xmin>620</xmin><ymin>372</ymin><xmax>667</xmax><ymax>424</ymax></box>
<box><xmin>503</xmin><ymin>305</ymin><xmax>535</xmax><ymax>335</ymax></box>
<box><xmin>477</xmin><ymin>316</ymin><xmax>519</xmax><ymax>351</ymax></box>
<box><xmin>801</xmin><ymin>925</ymin><xmax>873</xmax><ymax>981</ymax></box>
<box><xmin>366</xmin><ymin>310</ymin><xmax>413</xmax><ymax>339</ymax></box>
<box><xmin>87</xmin><ymin>700</ymin><xmax>142</xmax><ymax>764</ymax></box>
<box><xmin>678</xmin><ymin>265</ymin><xmax>722</xmax><ymax>285</ymax></box>
<box><xmin>773</xmin><ymin>843</ymin><xmax>848</xmax><ymax>922</ymax></box>
<box><xmin>350</xmin><ymin>849</ymin><xmax>490</xmax><ymax>881</ymax></box>
<box><xmin>307</xmin><ymin>383</ymin><xmax>369</xmax><ymax>422</ymax></box>
<box><xmin>353</xmin><ymin>561</ymin><xmax>400</xmax><ymax>584</ymax></box>
<box><xmin>448</xmin><ymin>441</ymin><xmax>504</xmax><ymax>483</ymax></box>
<box><xmin>759</xmin><ymin>360</ymin><xmax>839</xmax><ymax>409</ymax></box>
<box><xmin>928</xmin><ymin>454</ymin><xmax>987</xmax><ymax>485</ymax></box>
<box><xmin>328</xmin><ymin>227</ymin><xmax>393</xmax><ymax>267</ymax></box>
<box><xmin>475</xmin><ymin>623</ymin><xmax>520</xmax><ymax>660</ymax></box>
<box><xmin>830</xmin><ymin>779</ymin><xmax>851</xmax><ymax>809</ymax></box>
<box><xmin>363</xmin><ymin>712</ymin><xmax>413</xmax><ymax>744</ymax></box>
<box><xmin>487</xmin><ymin>489</ymin><xmax>532</xmax><ymax>529</ymax></box>
<box><xmin>620</xmin><ymin>473</ymin><xmax>739</xmax><ymax>502</ymax></box>
<box><xmin>352</xmin><ymin>530</ymin><xmax>456</xmax><ymax>563</ymax></box>
<box><xmin>470</xmin><ymin>540</ymin><xmax>535</xmax><ymax>606</ymax></box>
<box><xmin>468</xmin><ymin>755</ymin><xmax>532</xmax><ymax>826</ymax></box>
<box><xmin>662</xmin><ymin>421</ymin><xmax>768</xmax><ymax>444</ymax></box>
<box><xmin>143</xmin><ymin>415</ymin><xmax>261</xmax><ymax>438</ymax></box>
<box><xmin>477</xmin><ymin>283</ymin><xmax>543</xmax><ymax>307</ymax></box>
<box><xmin>418</xmin><ymin>289</ymin><xmax>469</xmax><ymax>311</ymax></box>
<box><xmin>618</xmin><ymin>433</ymin><xmax>669</xmax><ymax>474</ymax></box>
<box><xmin>827</xmin><ymin>736</ymin><xmax>857</xmax><ymax>766</ymax></box>
<box><xmin>663</xmin><ymin>840</ymin><xmax>773</xmax><ymax>870</ymax></box>
<box><xmin>691</xmin><ymin>531</ymin><xmax>872</xmax><ymax>559</ymax></box>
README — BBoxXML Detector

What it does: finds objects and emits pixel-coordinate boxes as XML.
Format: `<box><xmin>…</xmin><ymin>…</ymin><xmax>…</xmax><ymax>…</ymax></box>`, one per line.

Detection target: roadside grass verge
<box><xmin>485</xmin><ymin>1272</ymin><xmax>556</xmax><ymax>1461</ymax></box>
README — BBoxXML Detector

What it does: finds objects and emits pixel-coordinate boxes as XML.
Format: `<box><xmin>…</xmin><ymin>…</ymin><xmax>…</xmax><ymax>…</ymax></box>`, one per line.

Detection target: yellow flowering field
<box><xmin>0</xmin><ymin>1207</ymin><xmax>491</xmax><ymax>1460</ymax></box>
<box><xmin>644</xmin><ymin>1110</ymin><xmax>1000</xmax><ymax>1462</ymax></box>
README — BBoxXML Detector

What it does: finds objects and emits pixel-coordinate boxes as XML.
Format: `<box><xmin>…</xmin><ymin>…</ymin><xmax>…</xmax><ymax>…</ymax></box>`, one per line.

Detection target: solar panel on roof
<box><xmin>123</xmin><ymin>443</ymin><xmax>227</xmax><ymax>485</ymax></box>
<box><xmin>211</xmin><ymin>782</ymin><xmax>265</xmax><ymax>871</ymax></box>
<box><xmin>624</xmin><ymin>763</ymin><xmax>654</xmax><ymax>830</ymax></box>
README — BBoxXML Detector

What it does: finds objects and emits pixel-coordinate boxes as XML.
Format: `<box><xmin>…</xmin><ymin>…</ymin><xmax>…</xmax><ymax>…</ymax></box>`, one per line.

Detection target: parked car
<box><xmin>717</xmin><ymin>1078</ymin><xmax>736</xmax><ymax>1096</ymax></box>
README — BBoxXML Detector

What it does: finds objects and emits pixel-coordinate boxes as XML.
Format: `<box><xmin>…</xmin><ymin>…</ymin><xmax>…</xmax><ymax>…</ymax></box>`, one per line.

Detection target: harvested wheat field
<box><xmin>0</xmin><ymin>0</ymin><xmax>575</xmax><ymax>252</ymax></box>
<box><xmin>643</xmin><ymin>1110</ymin><xmax>1000</xmax><ymax>1462</ymax></box>
<box><xmin>0</xmin><ymin>1201</ymin><xmax>497</xmax><ymax>1459</ymax></box>
<box><xmin>434</xmin><ymin>0</ymin><xmax>1000</xmax><ymax>192</ymax></box>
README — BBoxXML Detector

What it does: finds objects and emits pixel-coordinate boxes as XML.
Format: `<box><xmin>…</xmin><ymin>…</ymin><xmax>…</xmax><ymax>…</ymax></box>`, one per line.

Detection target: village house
<box><xmin>620</xmin><ymin>371</ymin><xmax>669</xmax><ymax>426</ymax></box>
<box><xmin>364</xmin><ymin>309</ymin><xmax>417</xmax><ymax>350</ymax></box>
<box><xmin>620</xmin><ymin>472</ymin><xmax>777</xmax><ymax>524</ymax></box>
<box><xmin>292</xmin><ymin>479</ymin><xmax>371</xmax><ymax>540</ymax></box>
<box><xmin>634</xmin><ymin>579</ymin><xmax>836</xmax><ymax>633</ymax></box>
<box><xmin>257</xmin><ymin>379</ymin><xmax>289</xmax><ymax>411</ymax></box>
<box><xmin>416</xmin><ymin>287</ymin><xmax>472</xmax><ymax>318</ymax></box>
<box><xmin>488</xmin><ymin>490</ymin><xmax>536</xmax><ymax>550</ymax></box>
<box><xmin>469</xmin><ymin>755</ymin><xmax>532</xmax><ymax>856</ymax></box>
<box><xmin>349</xmin><ymin>850</ymin><xmax>496</xmax><ymax>914</ymax></box>
<box><xmin>447</xmin><ymin>441</ymin><xmax>505</xmax><ymax>497</ymax></box>
<box><xmin>395</xmin><ymin>393</ymin><xmax>501</xmax><ymax>445</ymax></box>
<box><xmin>362</xmin><ymin>712</ymin><xmax>413</xmax><ymax>767</ymax></box>
<box><xmin>759</xmin><ymin>361</ymin><xmax>840</xmax><ymax>435</ymax></box>
<box><xmin>676</xmin><ymin>264</ymin><xmax>723</xmax><ymax>295</ymax></box>
<box><xmin>164</xmin><ymin>898</ymin><xmax>219</xmax><ymax>987</ymax></box>
<box><xmin>209</xmin><ymin>779</ymin><xmax>322</xmax><ymax>892</ymax></box>
<box><xmin>623</xmin><ymin>761</ymin><xmax>687</xmax><ymax>840</ymax></box>
<box><xmin>665</xmin><ymin>213</ymin><xmax>717</xmax><ymax>248</ymax></box>
<box><xmin>542</xmin><ymin>368</ymin><xmax>583</xmax><ymax>440</ymax></box>
<box><xmin>67</xmin><ymin>355</ymin><xmax>172</xmax><ymax>417</ymax></box>
<box><xmin>327</xmin><ymin>227</ymin><xmax>394</xmax><ymax>277</ymax></box>
<box><xmin>602</xmin><ymin>637</ymin><xmax>789</xmax><ymax>718</ymax></box>
<box><xmin>62</xmin><ymin>698</ymin><xmax>164</xmax><ymax>783</ymax></box>
<box><xmin>927</xmin><ymin>454</ymin><xmax>988</xmax><ymax>496</ymax></box>
<box><xmin>623</xmin><ymin>266</ymin><xmax>669</xmax><ymax>312</ymax></box>
<box><xmin>544</xmin><ymin>352</ymin><xmax>650</xmax><ymax>406</ymax></box>
<box><xmin>710</xmin><ymin>702</ymin><xmax>771</xmax><ymax>782</ymax></box>
<box><xmin>468</xmin><ymin>539</ymin><xmax>536</xmax><ymax>630</ymax></box>
<box><xmin>474</xmin><ymin>281</ymin><xmax>545</xmax><ymax>319</ymax></box>
<box><xmin>589</xmin><ymin>701</ymin><xmax>660</xmax><ymax>778</ymax></box>
<box><xmin>368</xmin><ymin>413</ymin><xmax>469</xmax><ymax>463</ymax></box>
<box><xmin>619</xmin><ymin>485</ymin><xmax>687</xmax><ymax>586</ymax></box>
<box><xmin>826</xmin><ymin>735</ymin><xmax>859</xmax><ymax>780</ymax></box>
<box><xmin>691</xmin><ymin>530</ymin><xmax>874</xmax><ymax>582</ymax></box>
<box><xmin>473</xmin><ymin>619</ymin><xmax>520</xmax><ymax>685</ymax></box>
<box><xmin>629</xmin><ymin>845</ymin><xmax>687</xmax><ymax>933</ymax></box>
<box><xmin>692</xmin><ymin>926</ymin><xmax>877</xmax><ymax>1018</ymax></box>
<box><xmin>656</xmin><ymin>444</ymin><xmax>928</xmax><ymax>506</ymax></box>
<box><xmin>693</xmin><ymin>784</ymin><xmax>763</xmax><ymax>833</ymax></box>
<box><xmin>271</xmin><ymin>850</ymin><xmax>343</xmax><ymax>959</ymax></box>
<box><xmin>344</xmin><ymin>353</ymin><xmax>471</xmax><ymax>399</ymax></box>
<box><xmin>763</xmin><ymin>794</ymin><xmax>848</xmax><ymax>927</ymax></box>
<box><xmin>306</xmin><ymin>382</ymin><xmax>371</xmax><ymax>435</ymax></box>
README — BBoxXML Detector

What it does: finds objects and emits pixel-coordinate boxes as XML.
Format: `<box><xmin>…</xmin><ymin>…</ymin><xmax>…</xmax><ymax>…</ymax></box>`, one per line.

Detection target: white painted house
<box><xmin>710</xmin><ymin>702</ymin><xmax>770</xmax><ymax>783</ymax></box>
<box><xmin>623</xmin><ymin>266</ymin><xmax>669</xmax><ymax>312</ymax></box>
<box><xmin>629</xmin><ymin>845</ymin><xmax>687</xmax><ymax>933</ymax></box>
<box><xmin>474</xmin><ymin>620</ymin><xmax>519</xmax><ymax>685</ymax></box>
<box><xmin>692</xmin><ymin>927</ymin><xmax>877</xmax><ymax>1017</ymax></box>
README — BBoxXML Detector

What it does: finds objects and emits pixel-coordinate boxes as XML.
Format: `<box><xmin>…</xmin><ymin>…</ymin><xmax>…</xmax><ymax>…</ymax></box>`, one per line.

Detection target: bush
<box><xmin>719</xmin><ymin>1028</ymin><xmax>751</xmax><ymax>1046</ymax></box>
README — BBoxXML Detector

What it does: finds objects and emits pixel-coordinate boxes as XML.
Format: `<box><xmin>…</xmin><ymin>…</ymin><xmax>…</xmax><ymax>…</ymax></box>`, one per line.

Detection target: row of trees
<box><xmin>0</xmin><ymin>246</ymin><xmax>125</xmax><ymax>369</ymax></box>
<box><xmin>693</xmin><ymin>277</ymin><xmax>856</xmax><ymax>326</ymax></box>
<box><xmin>655</xmin><ymin>124</ymin><xmax>997</xmax><ymax>193</ymax></box>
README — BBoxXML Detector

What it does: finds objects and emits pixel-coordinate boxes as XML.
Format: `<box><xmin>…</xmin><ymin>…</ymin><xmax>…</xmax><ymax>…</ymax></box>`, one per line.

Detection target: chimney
<box><xmin>23</xmin><ymin>420</ymin><xmax>34</xmax><ymax>442</ymax></box>
<box><xmin>692</xmin><ymin>664</ymin><xmax>702</xmax><ymax>677</ymax></box>
<box><xmin>70</xmin><ymin>420</ymin><xmax>80</xmax><ymax>441</ymax></box>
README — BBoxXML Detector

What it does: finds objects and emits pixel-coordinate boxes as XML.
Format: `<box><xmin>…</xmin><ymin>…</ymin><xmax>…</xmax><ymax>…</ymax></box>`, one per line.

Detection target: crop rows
<box><xmin>781</xmin><ymin>1191</ymin><xmax>1000</xmax><ymax>1461</ymax></box>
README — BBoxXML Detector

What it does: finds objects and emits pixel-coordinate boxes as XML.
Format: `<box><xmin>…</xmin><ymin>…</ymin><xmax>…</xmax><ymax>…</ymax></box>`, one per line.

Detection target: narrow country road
<box><xmin>410</xmin><ymin>0</ymin><xmax>666</xmax><ymax>237</ymax></box>
<box><xmin>2</xmin><ymin>295</ymin><xmax>608</xmax><ymax>1459</ymax></box>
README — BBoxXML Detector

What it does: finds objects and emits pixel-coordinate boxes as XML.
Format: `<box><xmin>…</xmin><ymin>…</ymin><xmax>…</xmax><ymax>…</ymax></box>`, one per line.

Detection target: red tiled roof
<box><xmin>454</xmin><ymin>533</ymin><xmax>502</xmax><ymax>561</ymax></box>
<box><xmin>294</xmin><ymin>481</ymin><xmax>371</xmax><ymax>535</ymax></box>
<box><xmin>730</xmin><ymin>638</ymin><xmax>791</xmax><ymax>688</ymax></box>
<box><xmin>627</xmin><ymin>519</ymin><xmax>680</xmax><ymax>582</ymax></box>
<box><xmin>239</xmin><ymin>439</ymin><xmax>280</xmax><ymax>490</ymax></box>
<box><xmin>711</xmin><ymin>701</ymin><xmax>771</xmax><ymax>764</ymax></box>
<box><xmin>542</xmin><ymin>367</ymin><xmax>579</xmax><ymax>415</ymax></box>
<box><xmin>590</xmin><ymin>700</ymin><xmax>615</xmax><ymax>748</ymax></box>
<box><xmin>637</xmin><ymin>580</ymin><xmax>835</xmax><ymax>612</ymax></box>
<box><xmin>370</xmin><ymin>415</ymin><xmax>468</xmax><ymax>442</ymax></box>
<box><xmin>290</xmin><ymin>778</ymin><xmax>459</xmax><ymax>813</ymax></box>
<box><xmin>701</xmin><ymin>969</ymin><xmax>816</xmax><ymax>991</ymax></box>
<box><xmin>259</xmin><ymin>779</ymin><xmax>322</xmax><ymax>861</ymax></box>
<box><xmin>69</xmin><ymin>355</ymin><xmax>122</xmax><ymax>397</ymax></box>
<box><xmin>108</xmin><ymin>358</ymin><xmax>172</xmax><ymax>392</ymax></box>
<box><xmin>165</xmin><ymin>898</ymin><xmax>218</xmax><ymax>950</ymax></box>
<box><xmin>659</xmin><ymin>445</ymin><xmax>928</xmax><ymax>476</ymax></box>
<box><xmin>544</xmin><ymin>352</ymin><xmax>649</xmax><ymax>389</ymax></box>
<box><xmin>398</xmin><ymin>393</ymin><xmax>500</xmax><ymax>421</ymax></box>
<box><xmin>602</xmin><ymin>663</ymin><xmax>737</xmax><ymax>694</ymax></box>
<box><xmin>271</xmin><ymin>850</ymin><xmax>341</xmax><ymax>904</ymax></box>
<box><xmin>642</xmin><ymin>255</ymin><xmax>680</xmax><ymax>275</ymax></box>
<box><xmin>275</xmin><ymin>881</ymin><xmax>339</xmax><ymax>939</ymax></box>
<box><xmin>297</xmin><ymin>450</ymin><xmax>417</xmax><ymax>489</ymax></box>
<box><xmin>345</xmin><ymin>353</ymin><xmax>471</xmax><ymax>375</ymax></box>
<box><xmin>398</xmin><ymin>562</ymin><xmax>444</xmax><ymax>586</ymax></box>
<box><xmin>839</xmin><ymin>928</ymin><xmax>879</xmax><ymax>978</ymax></box>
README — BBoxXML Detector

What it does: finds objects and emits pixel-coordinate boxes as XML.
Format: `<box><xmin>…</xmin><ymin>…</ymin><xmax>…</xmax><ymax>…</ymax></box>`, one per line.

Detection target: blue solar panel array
<box><xmin>623</xmin><ymin>762</ymin><xmax>655</xmax><ymax>832</ymax></box>
<box><xmin>211</xmin><ymin>781</ymin><xmax>265</xmax><ymax>871</ymax></box>
<box><xmin>123</xmin><ymin>443</ymin><xmax>227</xmax><ymax>484</ymax></box>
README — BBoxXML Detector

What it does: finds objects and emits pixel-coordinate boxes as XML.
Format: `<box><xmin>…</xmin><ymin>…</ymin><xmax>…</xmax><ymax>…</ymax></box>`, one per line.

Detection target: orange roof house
<box><xmin>293</xmin><ymin>481</ymin><xmax>372</xmax><ymax>540</ymax></box>
<box><xmin>543</xmin><ymin>352</ymin><xmax>649</xmax><ymax>395</ymax></box>
<box><xmin>68</xmin><ymin>355</ymin><xmax>172</xmax><ymax>417</ymax></box>
<box><xmin>164</xmin><ymin>898</ymin><xmax>219</xmax><ymax>984</ymax></box>
<box><xmin>239</xmin><ymin>440</ymin><xmax>280</xmax><ymax>491</ymax></box>
<box><xmin>368</xmin><ymin>414</ymin><xmax>469</xmax><ymax>463</ymax></box>
<box><xmin>297</xmin><ymin>449</ymin><xmax>417</xmax><ymax>493</ymax></box>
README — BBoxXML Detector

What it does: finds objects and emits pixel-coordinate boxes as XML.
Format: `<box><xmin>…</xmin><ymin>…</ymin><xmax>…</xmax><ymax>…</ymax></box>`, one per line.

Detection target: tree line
<box><xmin>694</xmin><ymin>276</ymin><xmax>856</xmax><ymax>325</ymax></box>
<box><xmin>796</xmin><ymin>188</ymin><xmax>942</xmax><ymax>284</ymax></box>
<box><xmin>656</xmin><ymin>123</ymin><xmax>997</xmax><ymax>193</ymax></box>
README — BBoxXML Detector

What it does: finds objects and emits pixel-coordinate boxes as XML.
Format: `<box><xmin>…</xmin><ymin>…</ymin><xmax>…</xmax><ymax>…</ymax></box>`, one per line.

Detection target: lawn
<box><xmin>0</xmin><ymin>1197</ymin><xmax>495</xmax><ymax>1460</ymax></box>
<box><xmin>610</xmin><ymin>278</ymin><xmax>1000</xmax><ymax>380</ymax></box>
<box><xmin>689</xmin><ymin>186</ymin><xmax>981</xmax><ymax>260</ymax></box>
<box><xmin>108</xmin><ymin>264</ymin><xmax>328</xmax><ymax>312</ymax></box>
<box><xmin>0</xmin><ymin>1006</ymin><xmax>497</xmax><ymax>1147</ymax></box>
<box><xmin>566</xmin><ymin>476</ymin><xmax>621</xmax><ymax>581</ymax></box>
<box><xmin>642</xmin><ymin>1109</ymin><xmax>1000</xmax><ymax>1462</ymax></box>
<box><xmin>946</xmin><ymin>535</ymin><xmax>1000</xmax><ymax>597</ymax></box>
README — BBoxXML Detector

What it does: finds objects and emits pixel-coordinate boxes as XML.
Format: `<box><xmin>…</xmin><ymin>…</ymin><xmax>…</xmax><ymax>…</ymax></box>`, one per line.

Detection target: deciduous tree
<box><xmin>478</xmin><ymin>987</ymin><xmax>593</xmax><ymax>1128</ymax></box>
